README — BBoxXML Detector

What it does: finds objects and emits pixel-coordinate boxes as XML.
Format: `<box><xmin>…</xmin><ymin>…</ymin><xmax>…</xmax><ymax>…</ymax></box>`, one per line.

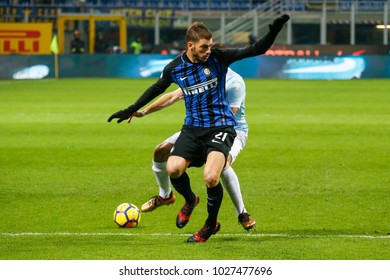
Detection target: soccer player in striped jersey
<box><xmin>108</xmin><ymin>15</ymin><xmax>290</xmax><ymax>242</ymax></box>
<box><xmin>133</xmin><ymin>68</ymin><xmax>256</xmax><ymax>231</ymax></box>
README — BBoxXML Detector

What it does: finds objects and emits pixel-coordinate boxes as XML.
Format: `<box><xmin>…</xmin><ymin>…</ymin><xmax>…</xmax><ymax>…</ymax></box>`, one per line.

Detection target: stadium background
<box><xmin>0</xmin><ymin>0</ymin><xmax>389</xmax><ymax>79</ymax></box>
<box><xmin>1</xmin><ymin>0</ymin><xmax>390</xmax><ymax>264</ymax></box>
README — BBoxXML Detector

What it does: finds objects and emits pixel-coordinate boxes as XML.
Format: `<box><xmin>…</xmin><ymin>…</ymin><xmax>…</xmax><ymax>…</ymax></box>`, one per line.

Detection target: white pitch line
<box><xmin>1</xmin><ymin>232</ymin><xmax>389</xmax><ymax>239</ymax></box>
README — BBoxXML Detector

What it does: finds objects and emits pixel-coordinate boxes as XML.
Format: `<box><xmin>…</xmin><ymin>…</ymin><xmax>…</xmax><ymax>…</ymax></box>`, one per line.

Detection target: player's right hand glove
<box><xmin>107</xmin><ymin>105</ymin><xmax>136</xmax><ymax>123</ymax></box>
<box><xmin>269</xmin><ymin>14</ymin><xmax>290</xmax><ymax>33</ymax></box>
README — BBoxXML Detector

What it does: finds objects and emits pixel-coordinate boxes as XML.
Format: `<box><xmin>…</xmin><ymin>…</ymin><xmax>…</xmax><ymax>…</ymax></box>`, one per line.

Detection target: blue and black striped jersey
<box><xmin>165</xmin><ymin>53</ymin><xmax>234</xmax><ymax>127</ymax></box>
<box><xmin>131</xmin><ymin>28</ymin><xmax>280</xmax><ymax>128</ymax></box>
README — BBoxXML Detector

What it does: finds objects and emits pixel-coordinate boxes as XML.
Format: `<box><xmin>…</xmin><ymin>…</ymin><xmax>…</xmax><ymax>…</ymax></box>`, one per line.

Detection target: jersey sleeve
<box><xmin>227</xmin><ymin>84</ymin><xmax>245</xmax><ymax>108</ymax></box>
<box><xmin>215</xmin><ymin>28</ymin><xmax>279</xmax><ymax>66</ymax></box>
<box><xmin>132</xmin><ymin>65</ymin><xmax>173</xmax><ymax>110</ymax></box>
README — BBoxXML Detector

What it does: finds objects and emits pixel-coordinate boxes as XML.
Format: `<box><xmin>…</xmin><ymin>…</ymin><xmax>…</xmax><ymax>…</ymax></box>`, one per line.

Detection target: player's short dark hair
<box><xmin>185</xmin><ymin>22</ymin><xmax>212</xmax><ymax>43</ymax></box>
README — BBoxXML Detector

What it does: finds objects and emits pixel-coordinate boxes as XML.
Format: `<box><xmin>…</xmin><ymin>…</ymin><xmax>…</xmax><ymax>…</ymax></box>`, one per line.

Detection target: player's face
<box><xmin>189</xmin><ymin>38</ymin><xmax>212</xmax><ymax>63</ymax></box>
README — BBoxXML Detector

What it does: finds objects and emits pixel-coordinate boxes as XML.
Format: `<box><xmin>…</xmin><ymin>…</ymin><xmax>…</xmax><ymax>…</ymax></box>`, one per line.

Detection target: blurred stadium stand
<box><xmin>1</xmin><ymin>0</ymin><xmax>389</xmax><ymax>52</ymax></box>
<box><xmin>0</xmin><ymin>0</ymin><xmax>387</xmax><ymax>12</ymax></box>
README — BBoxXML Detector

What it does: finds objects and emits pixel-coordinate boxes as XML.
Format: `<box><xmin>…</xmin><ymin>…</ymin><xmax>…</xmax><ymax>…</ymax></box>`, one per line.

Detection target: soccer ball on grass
<box><xmin>113</xmin><ymin>202</ymin><xmax>141</xmax><ymax>228</ymax></box>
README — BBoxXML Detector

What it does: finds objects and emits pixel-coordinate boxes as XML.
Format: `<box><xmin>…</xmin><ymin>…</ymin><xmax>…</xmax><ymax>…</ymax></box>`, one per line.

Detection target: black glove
<box><xmin>269</xmin><ymin>14</ymin><xmax>290</xmax><ymax>33</ymax></box>
<box><xmin>107</xmin><ymin>105</ymin><xmax>136</xmax><ymax>123</ymax></box>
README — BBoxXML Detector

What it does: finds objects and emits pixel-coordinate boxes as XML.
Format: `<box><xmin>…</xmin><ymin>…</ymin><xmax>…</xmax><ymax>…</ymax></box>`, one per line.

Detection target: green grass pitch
<box><xmin>0</xmin><ymin>78</ymin><xmax>389</xmax><ymax>260</ymax></box>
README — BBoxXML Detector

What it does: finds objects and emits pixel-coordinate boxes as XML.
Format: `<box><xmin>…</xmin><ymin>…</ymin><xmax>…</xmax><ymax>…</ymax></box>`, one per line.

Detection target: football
<box><xmin>113</xmin><ymin>202</ymin><xmax>141</xmax><ymax>228</ymax></box>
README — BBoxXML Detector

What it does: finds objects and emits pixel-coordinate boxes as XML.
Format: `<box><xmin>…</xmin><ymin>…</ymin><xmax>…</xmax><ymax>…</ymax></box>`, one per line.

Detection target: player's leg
<box><xmin>141</xmin><ymin>142</ymin><xmax>175</xmax><ymax>212</ymax></box>
<box><xmin>188</xmin><ymin>127</ymin><xmax>235</xmax><ymax>242</ymax></box>
<box><xmin>221</xmin><ymin>132</ymin><xmax>246</xmax><ymax>216</ymax></box>
<box><xmin>203</xmin><ymin>150</ymin><xmax>226</xmax><ymax>221</ymax></box>
<box><xmin>221</xmin><ymin>161</ymin><xmax>246</xmax><ymax>215</ymax></box>
<box><xmin>168</xmin><ymin>155</ymin><xmax>199</xmax><ymax>228</ymax></box>
<box><xmin>152</xmin><ymin>142</ymin><xmax>173</xmax><ymax>199</ymax></box>
<box><xmin>168</xmin><ymin>127</ymin><xmax>201</xmax><ymax>229</ymax></box>
<box><xmin>221</xmin><ymin>165</ymin><xmax>256</xmax><ymax>230</ymax></box>
<box><xmin>141</xmin><ymin>132</ymin><xmax>180</xmax><ymax>212</ymax></box>
<box><xmin>220</xmin><ymin>131</ymin><xmax>256</xmax><ymax>230</ymax></box>
<box><xmin>153</xmin><ymin>132</ymin><xmax>180</xmax><ymax>198</ymax></box>
<box><xmin>187</xmin><ymin>150</ymin><xmax>226</xmax><ymax>243</ymax></box>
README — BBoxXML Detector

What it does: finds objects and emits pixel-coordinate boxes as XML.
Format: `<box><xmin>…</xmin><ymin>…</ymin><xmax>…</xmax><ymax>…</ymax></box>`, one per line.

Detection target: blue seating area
<box><xmin>341</xmin><ymin>0</ymin><xmax>386</xmax><ymax>11</ymax></box>
<box><xmin>0</xmin><ymin>0</ymin><xmax>387</xmax><ymax>12</ymax></box>
<box><xmin>0</xmin><ymin>0</ymin><xmax>262</xmax><ymax>10</ymax></box>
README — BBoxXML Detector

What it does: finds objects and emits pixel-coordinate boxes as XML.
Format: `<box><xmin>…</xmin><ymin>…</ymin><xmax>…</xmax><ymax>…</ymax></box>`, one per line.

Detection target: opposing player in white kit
<box><xmin>132</xmin><ymin>68</ymin><xmax>256</xmax><ymax>230</ymax></box>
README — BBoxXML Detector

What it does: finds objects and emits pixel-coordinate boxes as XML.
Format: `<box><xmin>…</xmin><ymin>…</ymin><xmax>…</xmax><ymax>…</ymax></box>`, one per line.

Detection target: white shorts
<box><xmin>229</xmin><ymin>130</ymin><xmax>248</xmax><ymax>164</ymax></box>
<box><xmin>163</xmin><ymin>130</ymin><xmax>248</xmax><ymax>164</ymax></box>
<box><xmin>163</xmin><ymin>131</ymin><xmax>181</xmax><ymax>144</ymax></box>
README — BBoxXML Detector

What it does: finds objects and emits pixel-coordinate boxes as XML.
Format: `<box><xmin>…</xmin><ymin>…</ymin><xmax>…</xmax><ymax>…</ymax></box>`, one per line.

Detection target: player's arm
<box><xmin>217</xmin><ymin>14</ymin><xmax>290</xmax><ymax>64</ymax></box>
<box><xmin>134</xmin><ymin>88</ymin><xmax>183</xmax><ymax>118</ymax></box>
<box><xmin>107</xmin><ymin>68</ymin><xmax>172</xmax><ymax>123</ymax></box>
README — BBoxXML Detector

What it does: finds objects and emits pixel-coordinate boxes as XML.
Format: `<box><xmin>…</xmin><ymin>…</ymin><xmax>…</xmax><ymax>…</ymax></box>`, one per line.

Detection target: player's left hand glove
<box><xmin>269</xmin><ymin>14</ymin><xmax>290</xmax><ymax>33</ymax></box>
<box><xmin>107</xmin><ymin>105</ymin><xmax>136</xmax><ymax>123</ymax></box>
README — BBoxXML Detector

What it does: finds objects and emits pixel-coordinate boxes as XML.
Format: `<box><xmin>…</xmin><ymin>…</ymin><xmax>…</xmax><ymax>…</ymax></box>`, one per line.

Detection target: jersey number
<box><xmin>214</xmin><ymin>132</ymin><xmax>227</xmax><ymax>142</ymax></box>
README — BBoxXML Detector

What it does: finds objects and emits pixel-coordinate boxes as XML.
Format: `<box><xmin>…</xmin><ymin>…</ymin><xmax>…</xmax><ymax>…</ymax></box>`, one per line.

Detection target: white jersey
<box><xmin>226</xmin><ymin>68</ymin><xmax>248</xmax><ymax>133</ymax></box>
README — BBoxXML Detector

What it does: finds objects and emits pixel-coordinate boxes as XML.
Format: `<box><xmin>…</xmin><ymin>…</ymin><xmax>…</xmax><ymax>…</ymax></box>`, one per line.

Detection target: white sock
<box><xmin>152</xmin><ymin>160</ymin><xmax>171</xmax><ymax>199</ymax></box>
<box><xmin>221</xmin><ymin>166</ymin><xmax>247</xmax><ymax>216</ymax></box>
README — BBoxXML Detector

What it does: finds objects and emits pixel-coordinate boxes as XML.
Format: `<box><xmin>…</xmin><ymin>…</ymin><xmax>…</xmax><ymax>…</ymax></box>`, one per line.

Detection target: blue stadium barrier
<box><xmin>1</xmin><ymin>54</ymin><xmax>389</xmax><ymax>80</ymax></box>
